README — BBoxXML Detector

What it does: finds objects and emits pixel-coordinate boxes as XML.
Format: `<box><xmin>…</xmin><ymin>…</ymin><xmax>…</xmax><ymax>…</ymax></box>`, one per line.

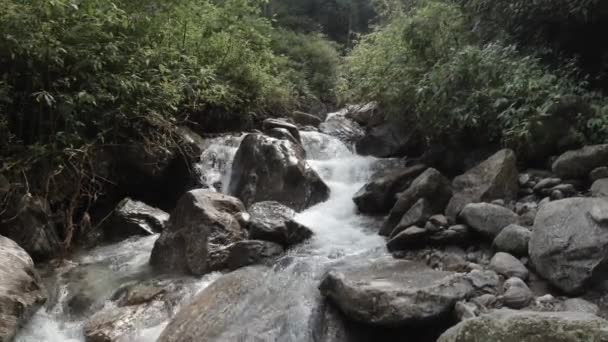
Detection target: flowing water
<box><xmin>17</xmin><ymin>129</ymin><xmax>390</xmax><ymax>342</ymax></box>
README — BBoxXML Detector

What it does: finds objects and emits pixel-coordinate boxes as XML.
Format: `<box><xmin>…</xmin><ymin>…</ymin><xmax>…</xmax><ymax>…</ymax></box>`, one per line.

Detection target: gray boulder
<box><xmin>224</xmin><ymin>240</ymin><xmax>284</xmax><ymax>270</ymax></box>
<box><xmin>319</xmin><ymin>114</ymin><xmax>365</xmax><ymax>144</ymax></box>
<box><xmin>248</xmin><ymin>201</ymin><xmax>313</xmax><ymax>247</ymax></box>
<box><xmin>590</xmin><ymin>166</ymin><xmax>608</xmax><ymax>182</ymax></box>
<box><xmin>490</xmin><ymin>252</ymin><xmax>529</xmax><ymax>280</ymax></box>
<box><xmin>438</xmin><ymin>309</ymin><xmax>608</xmax><ymax>342</ymax></box>
<box><xmin>389</xmin><ymin>198</ymin><xmax>434</xmax><ymax>237</ymax></box>
<box><xmin>150</xmin><ymin>190</ymin><xmax>248</xmax><ymax>276</ymax></box>
<box><xmin>501</xmin><ymin>277</ymin><xmax>532</xmax><ymax>309</ymax></box>
<box><xmin>262</xmin><ymin>118</ymin><xmax>302</xmax><ymax>144</ymax></box>
<box><xmin>492</xmin><ymin>224</ymin><xmax>531</xmax><ymax>256</ymax></box>
<box><xmin>382</xmin><ymin>168</ymin><xmax>452</xmax><ymax>236</ymax></box>
<box><xmin>446</xmin><ymin>149</ymin><xmax>519</xmax><ymax>219</ymax></box>
<box><xmin>228</xmin><ymin>134</ymin><xmax>329</xmax><ymax>211</ymax></box>
<box><xmin>102</xmin><ymin>198</ymin><xmax>169</xmax><ymax>242</ymax></box>
<box><xmin>0</xmin><ymin>235</ymin><xmax>47</xmax><ymax>341</ymax></box>
<box><xmin>319</xmin><ymin>256</ymin><xmax>474</xmax><ymax>326</ymax></box>
<box><xmin>591</xmin><ymin>178</ymin><xmax>608</xmax><ymax>197</ymax></box>
<box><xmin>355</xmin><ymin>123</ymin><xmax>419</xmax><ymax>158</ymax></box>
<box><xmin>291</xmin><ymin>111</ymin><xmax>323</xmax><ymax>127</ymax></box>
<box><xmin>529</xmin><ymin>197</ymin><xmax>608</xmax><ymax>294</ymax></box>
<box><xmin>0</xmin><ymin>194</ymin><xmax>61</xmax><ymax>261</ymax></box>
<box><xmin>353</xmin><ymin>164</ymin><xmax>427</xmax><ymax>215</ymax></box>
<box><xmin>461</xmin><ymin>203</ymin><xmax>519</xmax><ymax>238</ymax></box>
<box><xmin>563</xmin><ymin>298</ymin><xmax>600</xmax><ymax>315</ymax></box>
<box><xmin>552</xmin><ymin>144</ymin><xmax>608</xmax><ymax>179</ymax></box>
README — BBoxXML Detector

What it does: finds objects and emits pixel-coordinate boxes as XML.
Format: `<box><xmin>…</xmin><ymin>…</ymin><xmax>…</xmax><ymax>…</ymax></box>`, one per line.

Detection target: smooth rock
<box><xmin>291</xmin><ymin>111</ymin><xmax>322</xmax><ymax>127</ymax></box>
<box><xmin>563</xmin><ymin>298</ymin><xmax>600</xmax><ymax>315</ymax></box>
<box><xmin>390</xmin><ymin>198</ymin><xmax>433</xmax><ymax>237</ymax></box>
<box><xmin>319</xmin><ymin>256</ymin><xmax>474</xmax><ymax>326</ymax></box>
<box><xmin>490</xmin><ymin>252</ymin><xmax>529</xmax><ymax>280</ymax></box>
<box><xmin>533</xmin><ymin>178</ymin><xmax>562</xmax><ymax>192</ymax></box>
<box><xmin>382</xmin><ymin>168</ymin><xmax>452</xmax><ymax>235</ymax></box>
<box><xmin>591</xmin><ymin>178</ymin><xmax>608</xmax><ymax>197</ymax></box>
<box><xmin>0</xmin><ymin>235</ymin><xmax>47</xmax><ymax>341</ymax></box>
<box><xmin>446</xmin><ymin>149</ymin><xmax>519</xmax><ymax>220</ymax></box>
<box><xmin>387</xmin><ymin>226</ymin><xmax>428</xmax><ymax>251</ymax></box>
<box><xmin>228</xmin><ymin>134</ymin><xmax>329</xmax><ymax>211</ymax></box>
<box><xmin>224</xmin><ymin>240</ymin><xmax>284</xmax><ymax>270</ymax></box>
<box><xmin>319</xmin><ymin>114</ymin><xmax>365</xmax><ymax>144</ymax></box>
<box><xmin>590</xmin><ymin>166</ymin><xmax>608</xmax><ymax>182</ymax></box>
<box><xmin>552</xmin><ymin>144</ymin><xmax>608</xmax><ymax>179</ymax></box>
<box><xmin>460</xmin><ymin>203</ymin><xmax>519</xmax><ymax>238</ymax></box>
<box><xmin>438</xmin><ymin>309</ymin><xmax>608</xmax><ymax>342</ymax></box>
<box><xmin>493</xmin><ymin>224</ymin><xmax>531</xmax><ymax>256</ymax></box>
<box><xmin>530</xmin><ymin>197</ymin><xmax>608</xmax><ymax>294</ymax></box>
<box><xmin>262</xmin><ymin>118</ymin><xmax>302</xmax><ymax>144</ymax></box>
<box><xmin>501</xmin><ymin>277</ymin><xmax>532</xmax><ymax>309</ymax></box>
<box><xmin>150</xmin><ymin>190</ymin><xmax>247</xmax><ymax>276</ymax></box>
<box><xmin>248</xmin><ymin>201</ymin><xmax>313</xmax><ymax>247</ymax></box>
<box><xmin>356</xmin><ymin>123</ymin><xmax>419</xmax><ymax>158</ymax></box>
<box><xmin>353</xmin><ymin>164</ymin><xmax>427</xmax><ymax>215</ymax></box>
<box><xmin>102</xmin><ymin>198</ymin><xmax>169</xmax><ymax>242</ymax></box>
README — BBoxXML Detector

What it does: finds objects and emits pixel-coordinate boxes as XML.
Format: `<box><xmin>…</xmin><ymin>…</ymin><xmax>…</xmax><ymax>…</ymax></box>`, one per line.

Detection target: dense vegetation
<box><xmin>340</xmin><ymin>0</ymin><xmax>608</xmax><ymax>154</ymax></box>
<box><xmin>2</xmin><ymin>0</ymin><xmax>608</xmax><ymax>249</ymax></box>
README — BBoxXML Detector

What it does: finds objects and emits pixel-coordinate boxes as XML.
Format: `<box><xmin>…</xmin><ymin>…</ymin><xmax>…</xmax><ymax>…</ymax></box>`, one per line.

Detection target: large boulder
<box><xmin>0</xmin><ymin>194</ymin><xmax>61</xmax><ymax>261</ymax></box>
<box><xmin>437</xmin><ymin>309</ymin><xmax>608</xmax><ymax>342</ymax></box>
<box><xmin>319</xmin><ymin>114</ymin><xmax>365</xmax><ymax>145</ymax></box>
<box><xmin>319</xmin><ymin>256</ymin><xmax>474</xmax><ymax>327</ymax></box>
<box><xmin>157</xmin><ymin>266</ymin><xmax>357</xmax><ymax>342</ymax></box>
<box><xmin>353</xmin><ymin>164</ymin><xmax>427</xmax><ymax>215</ymax></box>
<box><xmin>590</xmin><ymin>178</ymin><xmax>608</xmax><ymax>197</ymax></box>
<box><xmin>150</xmin><ymin>190</ymin><xmax>248</xmax><ymax>276</ymax></box>
<box><xmin>248</xmin><ymin>201</ymin><xmax>313</xmax><ymax>247</ymax></box>
<box><xmin>460</xmin><ymin>203</ymin><xmax>519</xmax><ymax>238</ymax></box>
<box><xmin>493</xmin><ymin>224</ymin><xmax>531</xmax><ymax>257</ymax></box>
<box><xmin>529</xmin><ymin>197</ymin><xmax>608</xmax><ymax>294</ymax></box>
<box><xmin>228</xmin><ymin>134</ymin><xmax>329</xmax><ymax>211</ymax></box>
<box><xmin>262</xmin><ymin>118</ymin><xmax>302</xmax><ymax>145</ymax></box>
<box><xmin>381</xmin><ymin>168</ymin><xmax>452</xmax><ymax>236</ymax></box>
<box><xmin>223</xmin><ymin>240</ymin><xmax>284</xmax><ymax>270</ymax></box>
<box><xmin>101</xmin><ymin>198</ymin><xmax>169</xmax><ymax>242</ymax></box>
<box><xmin>552</xmin><ymin>144</ymin><xmax>608</xmax><ymax>179</ymax></box>
<box><xmin>0</xmin><ymin>235</ymin><xmax>47</xmax><ymax>341</ymax></box>
<box><xmin>445</xmin><ymin>149</ymin><xmax>519</xmax><ymax>220</ymax></box>
<box><xmin>291</xmin><ymin>111</ymin><xmax>323</xmax><ymax>127</ymax></box>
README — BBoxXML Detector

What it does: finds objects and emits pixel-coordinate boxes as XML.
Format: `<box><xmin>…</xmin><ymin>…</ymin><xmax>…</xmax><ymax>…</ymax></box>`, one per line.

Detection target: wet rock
<box><xmin>101</xmin><ymin>198</ymin><xmax>169</xmax><ymax>242</ymax></box>
<box><xmin>268</xmin><ymin>127</ymin><xmax>301</xmax><ymax>147</ymax></box>
<box><xmin>353</xmin><ymin>164</ymin><xmax>427</xmax><ymax>215</ymax></box>
<box><xmin>84</xmin><ymin>301</ymin><xmax>168</xmax><ymax>342</ymax></box>
<box><xmin>0</xmin><ymin>235</ymin><xmax>47</xmax><ymax>341</ymax></box>
<box><xmin>530</xmin><ymin>198</ymin><xmax>608</xmax><ymax>294</ymax></box>
<box><xmin>490</xmin><ymin>252</ymin><xmax>529</xmax><ymax>280</ymax></box>
<box><xmin>248</xmin><ymin>201</ymin><xmax>313</xmax><ymax>247</ymax></box>
<box><xmin>319</xmin><ymin>114</ymin><xmax>365</xmax><ymax>144</ymax></box>
<box><xmin>552</xmin><ymin>144</ymin><xmax>608</xmax><ymax>179</ymax></box>
<box><xmin>591</xmin><ymin>178</ymin><xmax>608</xmax><ymax>197</ymax></box>
<box><xmin>262</xmin><ymin>118</ymin><xmax>302</xmax><ymax>144</ymax></box>
<box><xmin>319</xmin><ymin>256</ymin><xmax>474</xmax><ymax>326</ymax></box>
<box><xmin>563</xmin><ymin>298</ymin><xmax>600</xmax><ymax>315</ymax></box>
<box><xmin>438</xmin><ymin>309</ymin><xmax>608</xmax><ymax>342</ymax></box>
<box><xmin>590</xmin><ymin>166</ymin><xmax>608</xmax><ymax>182</ymax></box>
<box><xmin>446</xmin><ymin>149</ymin><xmax>519</xmax><ymax>220</ymax></box>
<box><xmin>291</xmin><ymin>111</ymin><xmax>323</xmax><ymax>127</ymax></box>
<box><xmin>501</xmin><ymin>277</ymin><xmax>532</xmax><ymax>309</ymax></box>
<box><xmin>389</xmin><ymin>198</ymin><xmax>434</xmax><ymax>237</ymax></box>
<box><xmin>150</xmin><ymin>190</ymin><xmax>248</xmax><ymax>276</ymax></box>
<box><xmin>493</xmin><ymin>224</ymin><xmax>531</xmax><ymax>257</ymax></box>
<box><xmin>345</xmin><ymin>103</ymin><xmax>383</xmax><ymax>127</ymax></box>
<box><xmin>224</xmin><ymin>240</ymin><xmax>284</xmax><ymax>270</ymax></box>
<box><xmin>228</xmin><ymin>134</ymin><xmax>329</xmax><ymax>211</ymax></box>
<box><xmin>382</xmin><ymin>168</ymin><xmax>452</xmax><ymax>235</ymax></box>
<box><xmin>356</xmin><ymin>123</ymin><xmax>419</xmax><ymax>158</ymax></box>
<box><xmin>460</xmin><ymin>203</ymin><xmax>519</xmax><ymax>238</ymax></box>
<box><xmin>387</xmin><ymin>226</ymin><xmax>428</xmax><ymax>251</ymax></box>
<box><xmin>0</xmin><ymin>194</ymin><xmax>61</xmax><ymax>261</ymax></box>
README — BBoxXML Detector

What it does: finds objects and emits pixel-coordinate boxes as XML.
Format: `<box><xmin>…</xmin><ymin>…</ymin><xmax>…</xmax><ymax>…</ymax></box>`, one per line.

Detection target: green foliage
<box><xmin>341</xmin><ymin>0</ymin><xmax>608</xmax><ymax>148</ymax></box>
<box><xmin>271</xmin><ymin>29</ymin><xmax>341</xmax><ymax>108</ymax></box>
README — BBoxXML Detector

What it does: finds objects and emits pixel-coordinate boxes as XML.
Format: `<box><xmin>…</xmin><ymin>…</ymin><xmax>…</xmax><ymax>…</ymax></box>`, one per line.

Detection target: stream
<box><xmin>16</xmin><ymin>129</ymin><xmax>392</xmax><ymax>341</ymax></box>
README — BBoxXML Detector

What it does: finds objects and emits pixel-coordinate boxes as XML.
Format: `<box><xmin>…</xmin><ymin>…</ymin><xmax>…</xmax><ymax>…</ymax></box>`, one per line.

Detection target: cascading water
<box><xmin>16</xmin><ymin>129</ymin><xmax>390</xmax><ymax>342</ymax></box>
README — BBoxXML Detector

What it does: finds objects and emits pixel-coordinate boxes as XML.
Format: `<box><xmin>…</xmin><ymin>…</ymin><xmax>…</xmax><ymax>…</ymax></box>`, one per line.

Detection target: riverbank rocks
<box><xmin>591</xmin><ymin>178</ymin><xmax>608</xmax><ymax>197</ymax></box>
<box><xmin>319</xmin><ymin>114</ymin><xmax>365</xmax><ymax>144</ymax></box>
<box><xmin>262</xmin><ymin>118</ymin><xmax>302</xmax><ymax>145</ymax></box>
<box><xmin>460</xmin><ymin>203</ymin><xmax>518</xmax><ymax>238</ymax></box>
<box><xmin>101</xmin><ymin>198</ymin><xmax>169</xmax><ymax>242</ymax></box>
<box><xmin>0</xmin><ymin>193</ymin><xmax>62</xmax><ymax>261</ymax></box>
<box><xmin>437</xmin><ymin>309</ymin><xmax>608</xmax><ymax>342</ymax></box>
<box><xmin>248</xmin><ymin>201</ymin><xmax>313</xmax><ymax>247</ymax></box>
<box><xmin>291</xmin><ymin>111</ymin><xmax>323</xmax><ymax>127</ymax></box>
<box><xmin>223</xmin><ymin>240</ymin><xmax>284</xmax><ymax>270</ymax></box>
<box><xmin>446</xmin><ymin>149</ymin><xmax>519</xmax><ymax>220</ymax></box>
<box><xmin>381</xmin><ymin>168</ymin><xmax>452</xmax><ymax>236</ymax></box>
<box><xmin>228</xmin><ymin>133</ymin><xmax>329</xmax><ymax>211</ymax></box>
<box><xmin>552</xmin><ymin>144</ymin><xmax>608</xmax><ymax>179</ymax></box>
<box><xmin>319</xmin><ymin>256</ymin><xmax>474</xmax><ymax>327</ymax></box>
<box><xmin>356</xmin><ymin>123</ymin><xmax>419</xmax><ymax>158</ymax></box>
<box><xmin>353</xmin><ymin>164</ymin><xmax>427</xmax><ymax>215</ymax></box>
<box><xmin>490</xmin><ymin>252</ymin><xmax>528</xmax><ymax>280</ymax></box>
<box><xmin>530</xmin><ymin>197</ymin><xmax>608</xmax><ymax>294</ymax></box>
<box><xmin>0</xmin><ymin>235</ymin><xmax>47</xmax><ymax>341</ymax></box>
<box><xmin>150</xmin><ymin>190</ymin><xmax>248</xmax><ymax>276</ymax></box>
<box><xmin>493</xmin><ymin>224</ymin><xmax>531</xmax><ymax>256</ymax></box>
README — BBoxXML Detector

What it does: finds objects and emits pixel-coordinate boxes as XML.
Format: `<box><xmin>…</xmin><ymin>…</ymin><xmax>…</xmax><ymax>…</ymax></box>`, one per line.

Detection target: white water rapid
<box><xmin>16</xmin><ymin>129</ymin><xmax>392</xmax><ymax>342</ymax></box>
